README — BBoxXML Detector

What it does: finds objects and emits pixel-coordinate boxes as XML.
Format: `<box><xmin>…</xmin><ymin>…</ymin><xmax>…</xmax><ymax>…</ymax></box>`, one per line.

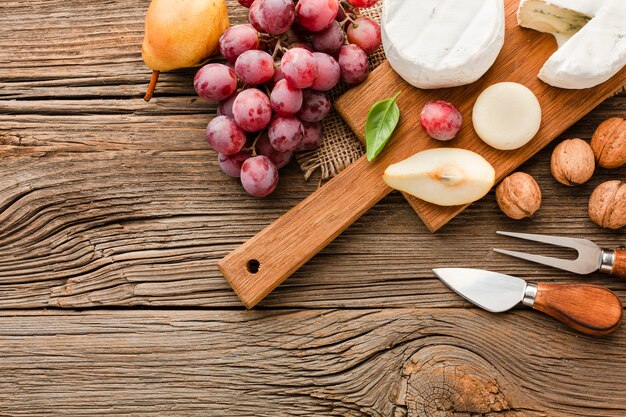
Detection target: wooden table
<box><xmin>1</xmin><ymin>1</ymin><xmax>625</xmax><ymax>415</ymax></box>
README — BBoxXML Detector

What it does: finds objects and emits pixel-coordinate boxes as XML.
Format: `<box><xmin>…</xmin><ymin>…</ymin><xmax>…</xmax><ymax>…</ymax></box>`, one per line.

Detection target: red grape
<box><xmin>218</xmin><ymin>151</ymin><xmax>251</xmax><ymax>177</ymax></box>
<box><xmin>310</xmin><ymin>52</ymin><xmax>340</xmax><ymax>91</ymax></box>
<box><xmin>346</xmin><ymin>17</ymin><xmax>381</xmax><ymax>53</ymax></box>
<box><xmin>233</xmin><ymin>88</ymin><xmax>272</xmax><ymax>132</ymax></box>
<box><xmin>238</xmin><ymin>0</ymin><xmax>255</xmax><ymax>7</ymax></box>
<box><xmin>268</xmin><ymin>116</ymin><xmax>304</xmax><ymax>152</ymax></box>
<box><xmin>194</xmin><ymin>64</ymin><xmax>238</xmax><ymax>101</ymax></box>
<box><xmin>256</xmin><ymin>133</ymin><xmax>293</xmax><ymax>169</ymax></box>
<box><xmin>241</xmin><ymin>156</ymin><xmax>279</xmax><ymax>197</ymax></box>
<box><xmin>206</xmin><ymin>116</ymin><xmax>247</xmax><ymax>155</ymax></box>
<box><xmin>249</xmin><ymin>1</ymin><xmax>265</xmax><ymax>32</ymax></box>
<box><xmin>235</xmin><ymin>50</ymin><xmax>275</xmax><ymax>85</ymax></box>
<box><xmin>218</xmin><ymin>92</ymin><xmax>239</xmax><ymax>118</ymax></box>
<box><xmin>298</xmin><ymin>90</ymin><xmax>331</xmax><ymax>122</ymax></box>
<box><xmin>311</xmin><ymin>21</ymin><xmax>344</xmax><ymax>54</ymax></box>
<box><xmin>337</xmin><ymin>44</ymin><xmax>369</xmax><ymax>84</ymax></box>
<box><xmin>219</xmin><ymin>24</ymin><xmax>259</xmax><ymax>63</ymax></box>
<box><xmin>347</xmin><ymin>0</ymin><xmax>378</xmax><ymax>7</ymax></box>
<box><xmin>290</xmin><ymin>42</ymin><xmax>313</xmax><ymax>51</ymax></box>
<box><xmin>270</xmin><ymin>79</ymin><xmax>303</xmax><ymax>116</ymax></box>
<box><xmin>299</xmin><ymin>121</ymin><xmax>323</xmax><ymax>150</ymax></box>
<box><xmin>258</xmin><ymin>0</ymin><xmax>295</xmax><ymax>35</ymax></box>
<box><xmin>296</xmin><ymin>0</ymin><xmax>339</xmax><ymax>32</ymax></box>
<box><xmin>420</xmin><ymin>101</ymin><xmax>463</xmax><ymax>141</ymax></box>
<box><xmin>272</xmin><ymin>64</ymin><xmax>285</xmax><ymax>86</ymax></box>
<box><xmin>281</xmin><ymin>48</ymin><xmax>318</xmax><ymax>88</ymax></box>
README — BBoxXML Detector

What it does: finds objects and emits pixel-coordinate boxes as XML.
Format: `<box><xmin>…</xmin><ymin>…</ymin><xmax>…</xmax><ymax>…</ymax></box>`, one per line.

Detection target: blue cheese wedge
<box><xmin>381</xmin><ymin>0</ymin><xmax>505</xmax><ymax>89</ymax></box>
<box><xmin>518</xmin><ymin>0</ymin><xmax>626</xmax><ymax>89</ymax></box>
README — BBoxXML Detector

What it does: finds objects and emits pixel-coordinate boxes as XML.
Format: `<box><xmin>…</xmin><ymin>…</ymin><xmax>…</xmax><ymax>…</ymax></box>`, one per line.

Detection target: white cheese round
<box><xmin>472</xmin><ymin>82</ymin><xmax>542</xmax><ymax>151</ymax></box>
<box><xmin>381</xmin><ymin>0</ymin><xmax>505</xmax><ymax>89</ymax></box>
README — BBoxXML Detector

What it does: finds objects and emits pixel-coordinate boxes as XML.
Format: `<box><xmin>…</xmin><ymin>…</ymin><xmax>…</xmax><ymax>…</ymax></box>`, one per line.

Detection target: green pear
<box><xmin>141</xmin><ymin>0</ymin><xmax>230</xmax><ymax>101</ymax></box>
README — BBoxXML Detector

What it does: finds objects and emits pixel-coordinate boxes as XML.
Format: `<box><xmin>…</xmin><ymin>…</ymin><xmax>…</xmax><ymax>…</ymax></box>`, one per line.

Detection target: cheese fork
<box><xmin>493</xmin><ymin>231</ymin><xmax>626</xmax><ymax>279</ymax></box>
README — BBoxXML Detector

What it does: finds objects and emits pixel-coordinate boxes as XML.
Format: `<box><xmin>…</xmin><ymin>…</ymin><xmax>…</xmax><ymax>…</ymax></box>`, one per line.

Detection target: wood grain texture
<box><xmin>335</xmin><ymin>0</ymin><xmax>626</xmax><ymax>232</ymax></box>
<box><xmin>0</xmin><ymin>0</ymin><xmax>624</xmax><ymax>309</ymax></box>
<box><xmin>0</xmin><ymin>309</ymin><xmax>625</xmax><ymax>416</ymax></box>
<box><xmin>611</xmin><ymin>249</ymin><xmax>626</xmax><ymax>279</ymax></box>
<box><xmin>533</xmin><ymin>283</ymin><xmax>623</xmax><ymax>335</ymax></box>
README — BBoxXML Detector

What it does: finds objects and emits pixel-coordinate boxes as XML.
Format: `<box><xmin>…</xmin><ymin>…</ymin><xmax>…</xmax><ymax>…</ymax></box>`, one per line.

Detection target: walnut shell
<box><xmin>589</xmin><ymin>180</ymin><xmax>626</xmax><ymax>230</ymax></box>
<box><xmin>550</xmin><ymin>138</ymin><xmax>595</xmax><ymax>186</ymax></box>
<box><xmin>591</xmin><ymin>117</ymin><xmax>626</xmax><ymax>169</ymax></box>
<box><xmin>496</xmin><ymin>172</ymin><xmax>542</xmax><ymax>220</ymax></box>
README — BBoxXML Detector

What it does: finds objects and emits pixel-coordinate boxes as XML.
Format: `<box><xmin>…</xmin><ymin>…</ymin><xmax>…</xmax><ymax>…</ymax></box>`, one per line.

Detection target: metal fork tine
<box><xmin>496</xmin><ymin>231</ymin><xmax>583</xmax><ymax>249</ymax></box>
<box><xmin>494</xmin><ymin>231</ymin><xmax>602</xmax><ymax>275</ymax></box>
<box><xmin>492</xmin><ymin>248</ymin><xmax>587</xmax><ymax>274</ymax></box>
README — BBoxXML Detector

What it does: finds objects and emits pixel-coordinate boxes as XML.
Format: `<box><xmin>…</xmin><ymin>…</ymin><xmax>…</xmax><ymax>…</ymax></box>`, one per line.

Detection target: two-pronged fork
<box><xmin>494</xmin><ymin>231</ymin><xmax>626</xmax><ymax>279</ymax></box>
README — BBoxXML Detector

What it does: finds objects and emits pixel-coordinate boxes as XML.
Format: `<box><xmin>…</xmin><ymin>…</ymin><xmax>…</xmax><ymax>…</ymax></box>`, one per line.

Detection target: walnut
<box><xmin>591</xmin><ymin>117</ymin><xmax>626</xmax><ymax>169</ymax></box>
<box><xmin>550</xmin><ymin>138</ymin><xmax>595</xmax><ymax>186</ymax></box>
<box><xmin>496</xmin><ymin>172</ymin><xmax>542</xmax><ymax>220</ymax></box>
<box><xmin>589</xmin><ymin>180</ymin><xmax>626</xmax><ymax>230</ymax></box>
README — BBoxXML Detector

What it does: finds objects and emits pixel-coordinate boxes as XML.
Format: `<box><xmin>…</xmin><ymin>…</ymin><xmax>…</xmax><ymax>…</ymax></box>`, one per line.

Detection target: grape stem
<box><xmin>144</xmin><ymin>70</ymin><xmax>160</xmax><ymax>102</ymax></box>
<box><xmin>271</xmin><ymin>38</ymin><xmax>283</xmax><ymax>59</ymax></box>
<box><xmin>245</xmin><ymin>131</ymin><xmax>265</xmax><ymax>156</ymax></box>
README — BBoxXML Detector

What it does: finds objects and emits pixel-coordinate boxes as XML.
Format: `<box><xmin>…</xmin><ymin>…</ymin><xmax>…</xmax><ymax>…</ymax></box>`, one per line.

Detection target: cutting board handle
<box><xmin>532</xmin><ymin>283</ymin><xmax>623</xmax><ymax>335</ymax></box>
<box><xmin>218</xmin><ymin>155</ymin><xmax>391</xmax><ymax>309</ymax></box>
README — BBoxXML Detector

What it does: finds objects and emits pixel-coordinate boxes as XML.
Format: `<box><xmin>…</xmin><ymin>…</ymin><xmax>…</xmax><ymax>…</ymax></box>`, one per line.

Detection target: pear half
<box><xmin>383</xmin><ymin>148</ymin><xmax>496</xmax><ymax>206</ymax></box>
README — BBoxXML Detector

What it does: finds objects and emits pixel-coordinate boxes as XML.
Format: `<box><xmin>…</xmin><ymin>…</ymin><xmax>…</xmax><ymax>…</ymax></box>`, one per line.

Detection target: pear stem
<box><xmin>144</xmin><ymin>70</ymin><xmax>160</xmax><ymax>102</ymax></box>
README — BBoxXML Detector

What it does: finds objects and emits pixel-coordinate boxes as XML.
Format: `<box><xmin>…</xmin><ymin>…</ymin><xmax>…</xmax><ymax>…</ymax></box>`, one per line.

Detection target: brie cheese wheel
<box><xmin>382</xmin><ymin>0</ymin><xmax>505</xmax><ymax>89</ymax></box>
<box><xmin>518</xmin><ymin>0</ymin><xmax>626</xmax><ymax>89</ymax></box>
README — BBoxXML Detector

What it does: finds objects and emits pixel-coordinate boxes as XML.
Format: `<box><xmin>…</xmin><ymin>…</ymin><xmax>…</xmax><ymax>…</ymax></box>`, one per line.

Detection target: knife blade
<box><xmin>433</xmin><ymin>268</ymin><xmax>623</xmax><ymax>335</ymax></box>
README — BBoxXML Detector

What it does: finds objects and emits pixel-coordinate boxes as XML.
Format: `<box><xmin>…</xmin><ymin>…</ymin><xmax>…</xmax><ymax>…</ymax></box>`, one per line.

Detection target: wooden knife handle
<box><xmin>609</xmin><ymin>249</ymin><xmax>626</xmax><ymax>279</ymax></box>
<box><xmin>532</xmin><ymin>283</ymin><xmax>623</xmax><ymax>335</ymax></box>
<box><xmin>218</xmin><ymin>155</ymin><xmax>391</xmax><ymax>309</ymax></box>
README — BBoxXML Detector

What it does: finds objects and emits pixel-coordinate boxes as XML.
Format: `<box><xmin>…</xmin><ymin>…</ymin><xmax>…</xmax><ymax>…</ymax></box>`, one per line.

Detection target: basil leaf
<box><xmin>365</xmin><ymin>93</ymin><xmax>401</xmax><ymax>162</ymax></box>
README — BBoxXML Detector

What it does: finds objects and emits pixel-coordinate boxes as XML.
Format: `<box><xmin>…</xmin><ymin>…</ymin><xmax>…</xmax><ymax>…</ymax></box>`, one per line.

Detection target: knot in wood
<box><xmin>397</xmin><ymin>346</ymin><xmax>510</xmax><ymax>417</ymax></box>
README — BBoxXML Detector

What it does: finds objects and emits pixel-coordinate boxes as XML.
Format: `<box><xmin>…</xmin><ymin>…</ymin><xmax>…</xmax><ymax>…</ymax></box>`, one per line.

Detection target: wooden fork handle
<box><xmin>608</xmin><ymin>249</ymin><xmax>626</xmax><ymax>279</ymax></box>
<box><xmin>531</xmin><ymin>283</ymin><xmax>623</xmax><ymax>335</ymax></box>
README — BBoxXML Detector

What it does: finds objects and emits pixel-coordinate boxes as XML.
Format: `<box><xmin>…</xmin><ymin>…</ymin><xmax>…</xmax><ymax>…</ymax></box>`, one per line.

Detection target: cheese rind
<box><xmin>382</xmin><ymin>0</ymin><xmax>505</xmax><ymax>89</ymax></box>
<box><xmin>518</xmin><ymin>0</ymin><xmax>626</xmax><ymax>89</ymax></box>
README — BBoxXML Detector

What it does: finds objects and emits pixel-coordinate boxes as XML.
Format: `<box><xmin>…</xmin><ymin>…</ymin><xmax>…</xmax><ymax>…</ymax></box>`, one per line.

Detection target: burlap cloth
<box><xmin>296</xmin><ymin>1</ymin><xmax>626</xmax><ymax>182</ymax></box>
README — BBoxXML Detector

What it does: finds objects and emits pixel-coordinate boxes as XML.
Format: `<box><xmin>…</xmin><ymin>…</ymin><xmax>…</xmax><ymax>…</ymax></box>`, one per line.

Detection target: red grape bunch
<box><xmin>194</xmin><ymin>0</ymin><xmax>382</xmax><ymax>197</ymax></box>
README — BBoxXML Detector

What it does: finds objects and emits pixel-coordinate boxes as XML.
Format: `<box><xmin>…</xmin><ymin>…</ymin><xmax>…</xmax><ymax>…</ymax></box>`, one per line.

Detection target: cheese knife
<box><xmin>433</xmin><ymin>268</ymin><xmax>623</xmax><ymax>335</ymax></box>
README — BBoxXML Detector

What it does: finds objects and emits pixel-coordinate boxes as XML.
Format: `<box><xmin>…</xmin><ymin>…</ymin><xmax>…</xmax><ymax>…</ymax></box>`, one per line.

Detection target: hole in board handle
<box><xmin>247</xmin><ymin>259</ymin><xmax>260</xmax><ymax>274</ymax></box>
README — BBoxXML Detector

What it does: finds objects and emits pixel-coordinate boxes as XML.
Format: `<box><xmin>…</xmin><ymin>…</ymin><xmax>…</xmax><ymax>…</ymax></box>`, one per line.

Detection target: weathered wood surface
<box><xmin>0</xmin><ymin>309</ymin><xmax>625</xmax><ymax>417</ymax></box>
<box><xmin>1</xmin><ymin>0</ymin><xmax>625</xmax><ymax>415</ymax></box>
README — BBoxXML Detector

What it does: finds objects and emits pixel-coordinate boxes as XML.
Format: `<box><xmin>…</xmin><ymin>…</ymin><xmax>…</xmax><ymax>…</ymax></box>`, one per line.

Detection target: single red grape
<box><xmin>238</xmin><ymin>0</ymin><xmax>255</xmax><ymax>7</ymax></box>
<box><xmin>290</xmin><ymin>42</ymin><xmax>313</xmax><ymax>51</ymax></box>
<box><xmin>206</xmin><ymin>116</ymin><xmax>247</xmax><ymax>155</ymax></box>
<box><xmin>232</xmin><ymin>88</ymin><xmax>272</xmax><ymax>132</ymax></box>
<box><xmin>218</xmin><ymin>92</ymin><xmax>239</xmax><ymax>118</ymax></box>
<box><xmin>249</xmin><ymin>1</ymin><xmax>265</xmax><ymax>32</ymax></box>
<box><xmin>256</xmin><ymin>133</ymin><xmax>293</xmax><ymax>169</ymax></box>
<box><xmin>268</xmin><ymin>116</ymin><xmax>304</xmax><ymax>152</ymax></box>
<box><xmin>310</xmin><ymin>52</ymin><xmax>340</xmax><ymax>91</ymax></box>
<box><xmin>219</xmin><ymin>24</ymin><xmax>259</xmax><ymax>63</ymax></box>
<box><xmin>311</xmin><ymin>21</ymin><xmax>345</xmax><ymax>54</ymax></box>
<box><xmin>194</xmin><ymin>64</ymin><xmax>238</xmax><ymax>101</ymax></box>
<box><xmin>270</xmin><ymin>79</ymin><xmax>303</xmax><ymax>115</ymax></box>
<box><xmin>298</xmin><ymin>90</ymin><xmax>331</xmax><ymax>122</ymax></box>
<box><xmin>241</xmin><ymin>156</ymin><xmax>279</xmax><ymax>197</ymax></box>
<box><xmin>337</xmin><ymin>44</ymin><xmax>369</xmax><ymax>84</ymax></box>
<box><xmin>347</xmin><ymin>0</ymin><xmax>378</xmax><ymax>7</ymax></box>
<box><xmin>258</xmin><ymin>0</ymin><xmax>295</xmax><ymax>35</ymax></box>
<box><xmin>420</xmin><ymin>101</ymin><xmax>463</xmax><ymax>141</ymax></box>
<box><xmin>299</xmin><ymin>121</ymin><xmax>324</xmax><ymax>150</ymax></box>
<box><xmin>281</xmin><ymin>48</ymin><xmax>318</xmax><ymax>88</ymax></box>
<box><xmin>272</xmin><ymin>64</ymin><xmax>285</xmax><ymax>85</ymax></box>
<box><xmin>346</xmin><ymin>17</ymin><xmax>381</xmax><ymax>53</ymax></box>
<box><xmin>296</xmin><ymin>0</ymin><xmax>339</xmax><ymax>32</ymax></box>
<box><xmin>218</xmin><ymin>151</ymin><xmax>252</xmax><ymax>177</ymax></box>
<box><xmin>235</xmin><ymin>50</ymin><xmax>275</xmax><ymax>85</ymax></box>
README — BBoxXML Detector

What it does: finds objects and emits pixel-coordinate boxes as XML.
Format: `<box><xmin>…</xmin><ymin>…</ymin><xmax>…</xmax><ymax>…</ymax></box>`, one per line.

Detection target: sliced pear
<box><xmin>383</xmin><ymin>148</ymin><xmax>496</xmax><ymax>206</ymax></box>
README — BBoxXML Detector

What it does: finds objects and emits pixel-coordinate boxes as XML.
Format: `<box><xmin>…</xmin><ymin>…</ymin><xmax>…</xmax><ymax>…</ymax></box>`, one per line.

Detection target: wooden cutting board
<box><xmin>219</xmin><ymin>0</ymin><xmax>626</xmax><ymax>308</ymax></box>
